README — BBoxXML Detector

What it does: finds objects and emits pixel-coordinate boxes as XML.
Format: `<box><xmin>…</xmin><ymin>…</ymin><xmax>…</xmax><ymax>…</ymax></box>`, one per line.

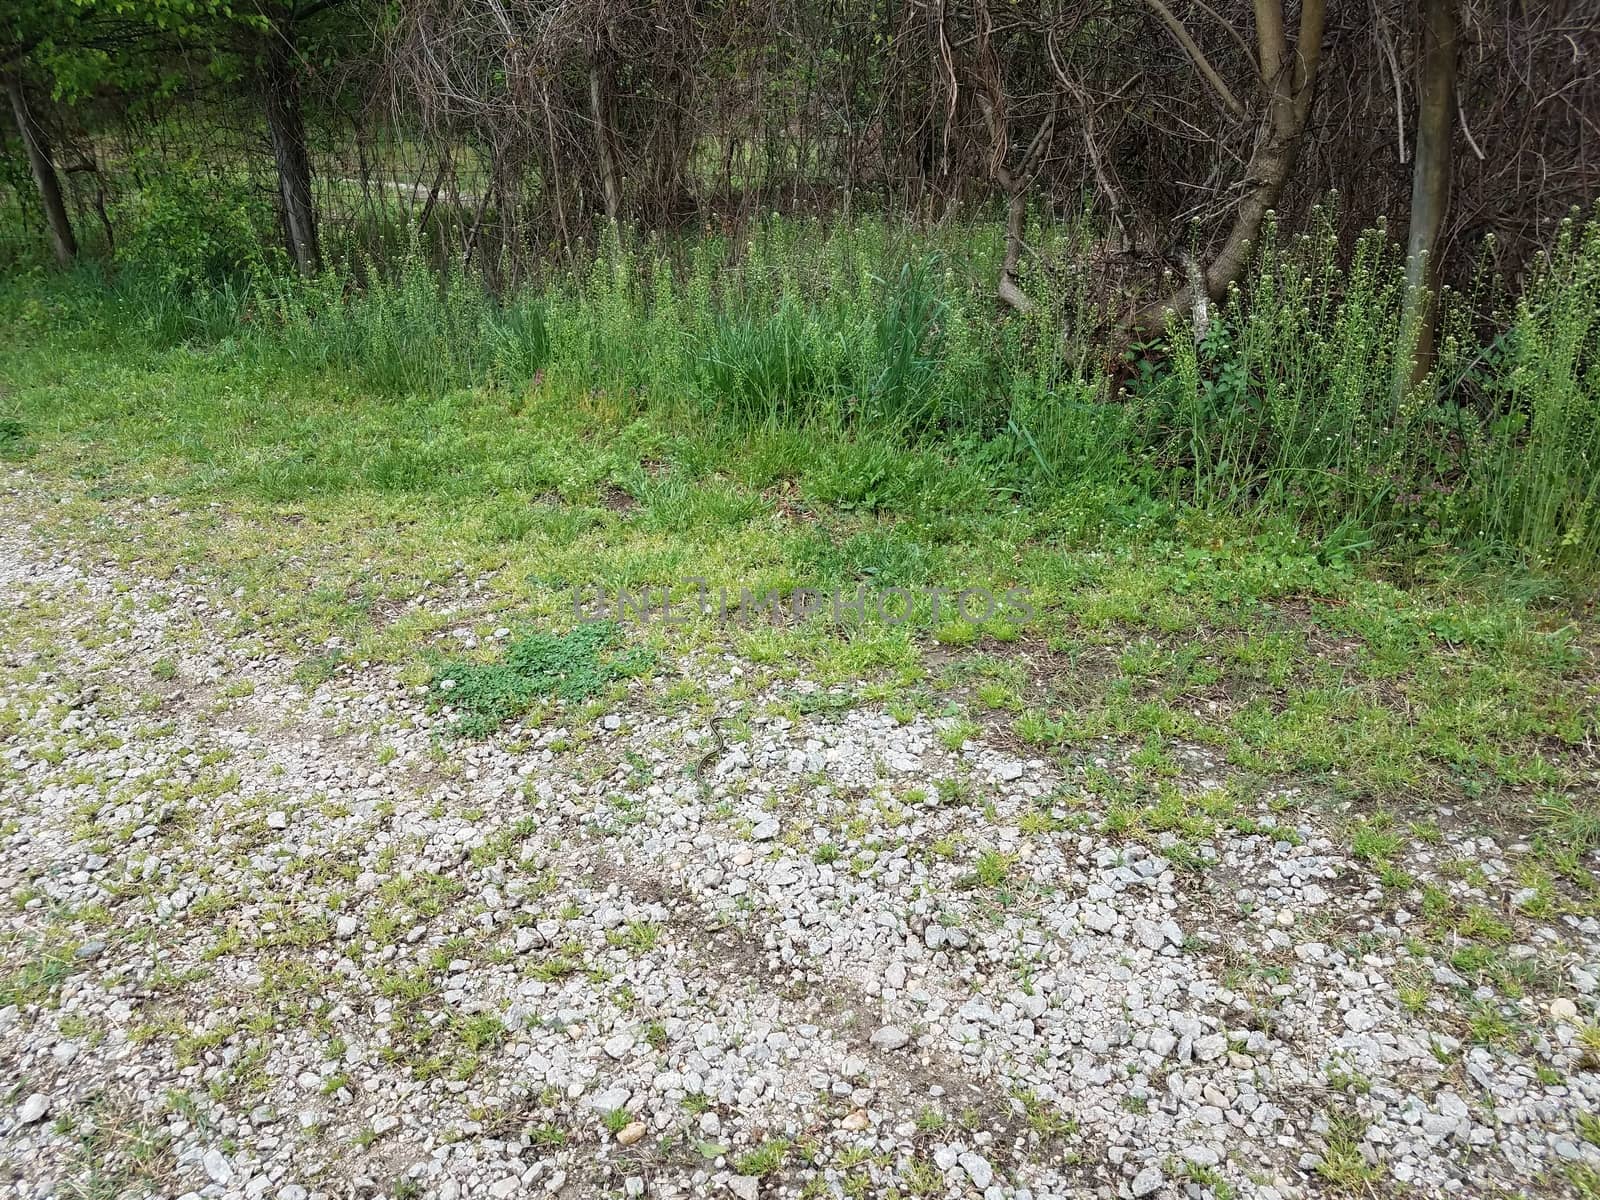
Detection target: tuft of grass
<box><xmin>1314</xmin><ymin>1110</ymin><xmax>1384</xmax><ymax>1191</ymax></box>
<box><xmin>0</xmin><ymin>417</ymin><xmax>33</xmax><ymax>460</ymax></box>
<box><xmin>432</xmin><ymin>623</ymin><xmax>654</xmax><ymax>736</ymax></box>
<box><xmin>454</xmin><ymin>1014</ymin><xmax>507</xmax><ymax>1054</ymax></box>
<box><xmin>1578</xmin><ymin>1112</ymin><xmax>1600</xmax><ymax>1148</ymax></box>
<box><xmin>606</xmin><ymin>921</ymin><xmax>662</xmax><ymax>954</ymax></box>
<box><xmin>1014</xmin><ymin>1088</ymin><xmax>1077</xmax><ymax>1138</ymax></box>
<box><xmin>1349</xmin><ymin>815</ymin><xmax>1404</xmax><ymax>866</ymax></box>
<box><xmin>973</xmin><ymin>849</ymin><xmax>1014</xmax><ymax>889</ymax></box>
<box><xmin>734</xmin><ymin>1139</ymin><xmax>790</xmax><ymax>1178</ymax></box>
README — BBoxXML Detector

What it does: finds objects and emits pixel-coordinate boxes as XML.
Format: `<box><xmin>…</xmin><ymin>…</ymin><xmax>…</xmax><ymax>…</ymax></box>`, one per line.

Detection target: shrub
<box><xmin>112</xmin><ymin>166</ymin><xmax>279</xmax><ymax>291</ymax></box>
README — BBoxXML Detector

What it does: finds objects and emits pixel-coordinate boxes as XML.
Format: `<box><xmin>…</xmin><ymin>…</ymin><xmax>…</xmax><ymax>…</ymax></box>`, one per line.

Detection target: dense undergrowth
<box><xmin>2</xmin><ymin>200</ymin><xmax>1599</xmax><ymax>580</ymax></box>
<box><xmin>2</xmin><ymin>201</ymin><xmax>1597</xmax><ymax>834</ymax></box>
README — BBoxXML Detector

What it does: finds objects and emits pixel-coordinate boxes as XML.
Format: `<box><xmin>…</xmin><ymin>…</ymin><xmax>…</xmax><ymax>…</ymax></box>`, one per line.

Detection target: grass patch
<box><xmin>0</xmin><ymin>224</ymin><xmax>1595</xmax><ymax>862</ymax></box>
<box><xmin>432</xmin><ymin>623</ymin><xmax>655</xmax><ymax>736</ymax></box>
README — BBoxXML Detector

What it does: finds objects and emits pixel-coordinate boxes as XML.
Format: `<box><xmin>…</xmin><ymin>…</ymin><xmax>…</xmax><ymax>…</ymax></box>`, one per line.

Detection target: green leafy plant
<box><xmin>432</xmin><ymin>623</ymin><xmax>654</xmax><ymax>736</ymax></box>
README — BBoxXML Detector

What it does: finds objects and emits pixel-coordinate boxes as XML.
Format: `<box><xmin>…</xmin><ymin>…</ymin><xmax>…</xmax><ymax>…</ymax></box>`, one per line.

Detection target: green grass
<box><xmin>734</xmin><ymin>1138</ymin><xmax>790</xmax><ymax>1177</ymax></box>
<box><xmin>432</xmin><ymin>623</ymin><xmax>655</xmax><ymax>736</ymax></box>
<box><xmin>6</xmin><ymin>207</ymin><xmax>1600</xmax><ymax>574</ymax></box>
<box><xmin>1314</xmin><ymin>1110</ymin><xmax>1384</xmax><ymax>1191</ymax></box>
<box><xmin>0</xmin><ymin>216</ymin><xmax>1596</xmax><ymax>880</ymax></box>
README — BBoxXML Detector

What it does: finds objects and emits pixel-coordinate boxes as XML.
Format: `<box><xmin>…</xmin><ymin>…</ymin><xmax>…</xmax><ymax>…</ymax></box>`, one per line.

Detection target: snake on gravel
<box><xmin>694</xmin><ymin>712</ymin><xmax>728</xmax><ymax>779</ymax></box>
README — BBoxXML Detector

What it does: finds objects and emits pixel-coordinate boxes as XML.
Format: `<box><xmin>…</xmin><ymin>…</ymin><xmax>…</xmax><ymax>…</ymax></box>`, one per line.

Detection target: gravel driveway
<box><xmin>3</xmin><ymin>486</ymin><xmax>1599</xmax><ymax>1200</ymax></box>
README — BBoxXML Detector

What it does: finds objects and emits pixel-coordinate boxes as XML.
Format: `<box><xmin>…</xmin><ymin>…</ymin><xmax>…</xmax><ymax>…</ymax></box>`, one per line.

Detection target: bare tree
<box><xmin>5</xmin><ymin>72</ymin><xmax>78</xmax><ymax>265</ymax></box>
<box><xmin>1400</xmin><ymin>0</ymin><xmax>1458</xmax><ymax>386</ymax></box>
<box><xmin>1136</xmin><ymin>0</ymin><xmax>1329</xmax><ymax>331</ymax></box>
<box><xmin>264</xmin><ymin>20</ymin><xmax>321</xmax><ymax>274</ymax></box>
<box><xmin>358</xmin><ymin>0</ymin><xmax>1591</xmax><ymax>299</ymax></box>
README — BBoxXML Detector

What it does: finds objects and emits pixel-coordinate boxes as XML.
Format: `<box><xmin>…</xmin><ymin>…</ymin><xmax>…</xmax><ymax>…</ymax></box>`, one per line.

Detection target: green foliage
<box><xmin>262</xmin><ymin>252</ymin><xmax>509</xmax><ymax>398</ymax></box>
<box><xmin>1448</xmin><ymin>214</ymin><xmax>1600</xmax><ymax>572</ymax></box>
<box><xmin>112</xmin><ymin>167</ymin><xmax>279</xmax><ymax>293</ymax></box>
<box><xmin>7</xmin><ymin>0</ymin><xmax>247</xmax><ymax>102</ymax></box>
<box><xmin>861</xmin><ymin>257</ymin><xmax>952</xmax><ymax>430</ymax></box>
<box><xmin>1128</xmin><ymin>206</ymin><xmax>1600</xmax><ymax>573</ymax></box>
<box><xmin>0</xmin><ymin>417</ymin><xmax>33</xmax><ymax>460</ymax></box>
<box><xmin>431</xmin><ymin>623</ymin><xmax>655</xmax><ymax>736</ymax></box>
<box><xmin>1131</xmin><ymin>217</ymin><xmax>1422</xmax><ymax>526</ymax></box>
<box><xmin>697</xmin><ymin>303</ymin><xmax>844</xmax><ymax>424</ymax></box>
<box><xmin>6</xmin><ymin>200</ymin><xmax>1600</xmax><ymax>575</ymax></box>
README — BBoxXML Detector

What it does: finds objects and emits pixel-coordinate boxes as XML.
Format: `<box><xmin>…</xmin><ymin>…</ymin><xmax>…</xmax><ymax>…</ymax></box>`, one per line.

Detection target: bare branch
<box><xmin>1141</xmin><ymin>0</ymin><xmax>1245</xmax><ymax>116</ymax></box>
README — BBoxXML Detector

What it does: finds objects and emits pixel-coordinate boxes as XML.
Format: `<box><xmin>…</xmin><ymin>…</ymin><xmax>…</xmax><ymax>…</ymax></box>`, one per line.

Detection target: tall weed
<box><xmin>1452</xmin><ymin>215</ymin><xmax>1600</xmax><ymax>570</ymax></box>
<box><xmin>25</xmin><ymin>195</ymin><xmax>1600</xmax><ymax>576</ymax></box>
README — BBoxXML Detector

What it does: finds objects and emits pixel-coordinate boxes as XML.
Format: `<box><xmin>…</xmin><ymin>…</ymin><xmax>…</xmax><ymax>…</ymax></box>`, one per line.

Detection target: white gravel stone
<box><xmin>202</xmin><ymin>1149</ymin><xmax>232</xmax><ymax>1185</ymax></box>
<box><xmin>959</xmin><ymin>1150</ymin><xmax>994</xmax><ymax>1189</ymax></box>
<box><xmin>1130</xmin><ymin>1165</ymin><xmax>1164</xmax><ymax>1197</ymax></box>
<box><xmin>869</xmin><ymin>1025</ymin><xmax>911</xmax><ymax>1051</ymax></box>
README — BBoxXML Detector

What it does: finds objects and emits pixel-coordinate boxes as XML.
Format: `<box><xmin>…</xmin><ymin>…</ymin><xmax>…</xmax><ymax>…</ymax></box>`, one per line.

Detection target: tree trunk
<box><xmin>1203</xmin><ymin>0</ymin><xmax>1328</xmax><ymax>295</ymax></box>
<box><xmin>998</xmin><ymin>188</ymin><xmax>1032</xmax><ymax>313</ymax></box>
<box><xmin>643</xmin><ymin>64</ymin><xmax>692</xmax><ymax>223</ymax></box>
<box><xmin>263</xmin><ymin>29</ymin><xmax>321</xmax><ymax>274</ymax></box>
<box><xmin>5</xmin><ymin>73</ymin><xmax>77</xmax><ymax>266</ymax></box>
<box><xmin>973</xmin><ymin>1</ymin><xmax>1054</xmax><ymax>315</ymax></box>
<box><xmin>1136</xmin><ymin>0</ymin><xmax>1327</xmax><ymax>332</ymax></box>
<box><xmin>588</xmin><ymin>42</ymin><xmax>622</xmax><ymax>224</ymax></box>
<box><xmin>1401</xmin><ymin>0</ymin><xmax>1458</xmax><ymax>388</ymax></box>
<box><xmin>416</xmin><ymin>153</ymin><xmax>450</xmax><ymax>233</ymax></box>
